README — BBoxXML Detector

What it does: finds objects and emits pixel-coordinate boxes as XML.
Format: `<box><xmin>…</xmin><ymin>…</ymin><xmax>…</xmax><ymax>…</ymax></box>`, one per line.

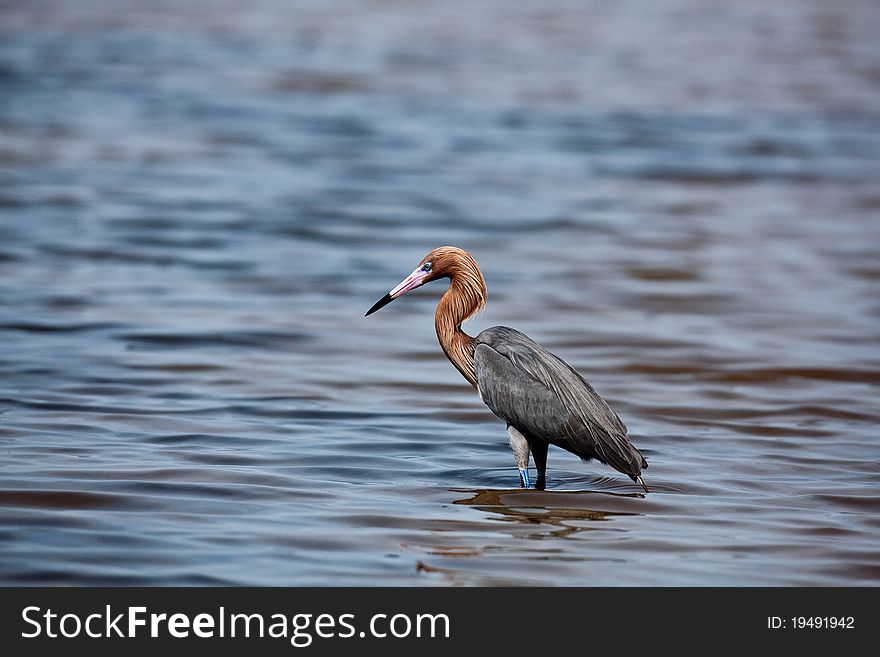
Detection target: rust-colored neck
<box><xmin>435</xmin><ymin>290</ymin><xmax>476</xmax><ymax>387</ymax></box>
<box><xmin>435</xmin><ymin>269</ymin><xmax>486</xmax><ymax>388</ymax></box>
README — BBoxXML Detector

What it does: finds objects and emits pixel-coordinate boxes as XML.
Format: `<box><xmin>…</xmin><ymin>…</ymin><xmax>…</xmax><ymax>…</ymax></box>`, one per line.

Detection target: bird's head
<box><xmin>365</xmin><ymin>246</ymin><xmax>485</xmax><ymax>316</ymax></box>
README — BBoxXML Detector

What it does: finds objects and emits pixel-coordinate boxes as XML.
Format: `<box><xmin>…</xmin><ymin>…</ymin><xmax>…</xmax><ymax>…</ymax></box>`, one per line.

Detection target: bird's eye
<box><xmin>421</xmin><ymin>262</ymin><xmax>432</xmax><ymax>272</ymax></box>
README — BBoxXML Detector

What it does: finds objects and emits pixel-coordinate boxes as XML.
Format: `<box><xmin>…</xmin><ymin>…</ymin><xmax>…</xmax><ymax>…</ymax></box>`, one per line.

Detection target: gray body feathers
<box><xmin>474</xmin><ymin>326</ymin><xmax>647</xmax><ymax>482</ymax></box>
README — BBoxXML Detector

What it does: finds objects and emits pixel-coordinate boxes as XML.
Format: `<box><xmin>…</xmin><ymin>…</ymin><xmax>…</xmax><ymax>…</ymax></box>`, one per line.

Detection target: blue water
<box><xmin>1</xmin><ymin>0</ymin><xmax>878</xmax><ymax>585</ymax></box>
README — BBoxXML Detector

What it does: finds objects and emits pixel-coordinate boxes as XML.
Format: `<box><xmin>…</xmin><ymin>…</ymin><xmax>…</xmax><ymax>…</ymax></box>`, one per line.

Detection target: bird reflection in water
<box><xmin>408</xmin><ymin>489</ymin><xmax>639</xmax><ymax>583</ymax></box>
<box><xmin>452</xmin><ymin>488</ymin><xmax>639</xmax><ymax>540</ymax></box>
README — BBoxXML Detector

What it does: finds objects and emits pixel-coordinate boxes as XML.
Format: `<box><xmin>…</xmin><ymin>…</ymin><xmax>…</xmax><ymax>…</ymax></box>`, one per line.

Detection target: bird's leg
<box><xmin>529</xmin><ymin>439</ymin><xmax>548</xmax><ymax>491</ymax></box>
<box><xmin>507</xmin><ymin>426</ymin><xmax>531</xmax><ymax>488</ymax></box>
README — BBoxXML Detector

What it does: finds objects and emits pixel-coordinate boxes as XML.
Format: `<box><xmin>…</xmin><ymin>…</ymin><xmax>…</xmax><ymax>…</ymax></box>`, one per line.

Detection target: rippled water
<box><xmin>1</xmin><ymin>0</ymin><xmax>879</xmax><ymax>586</ymax></box>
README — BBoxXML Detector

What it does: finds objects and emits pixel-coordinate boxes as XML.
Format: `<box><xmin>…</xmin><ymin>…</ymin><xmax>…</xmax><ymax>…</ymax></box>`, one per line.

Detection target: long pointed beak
<box><xmin>365</xmin><ymin>292</ymin><xmax>394</xmax><ymax>316</ymax></box>
<box><xmin>365</xmin><ymin>267</ymin><xmax>429</xmax><ymax>317</ymax></box>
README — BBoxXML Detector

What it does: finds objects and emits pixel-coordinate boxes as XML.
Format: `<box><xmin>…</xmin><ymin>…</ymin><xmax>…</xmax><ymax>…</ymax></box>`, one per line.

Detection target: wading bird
<box><xmin>366</xmin><ymin>246</ymin><xmax>648</xmax><ymax>492</ymax></box>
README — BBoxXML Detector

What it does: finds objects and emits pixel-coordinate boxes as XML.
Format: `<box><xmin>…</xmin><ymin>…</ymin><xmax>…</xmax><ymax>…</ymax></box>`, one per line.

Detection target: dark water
<box><xmin>1</xmin><ymin>0</ymin><xmax>879</xmax><ymax>585</ymax></box>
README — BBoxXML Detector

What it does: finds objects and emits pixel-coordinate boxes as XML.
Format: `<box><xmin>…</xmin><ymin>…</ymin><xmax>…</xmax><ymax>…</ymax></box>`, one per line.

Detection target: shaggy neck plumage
<box><xmin>435</xmin><ymin>264</ymin><xmax>486</xmax><ymax>389</ymax></box>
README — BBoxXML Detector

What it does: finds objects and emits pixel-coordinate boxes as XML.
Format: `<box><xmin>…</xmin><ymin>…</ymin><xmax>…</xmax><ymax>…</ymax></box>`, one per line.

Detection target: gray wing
<box><xmin>474</xmin><ymin>326</ymin><xmax>646</xmax><ymax>478</ymax></box>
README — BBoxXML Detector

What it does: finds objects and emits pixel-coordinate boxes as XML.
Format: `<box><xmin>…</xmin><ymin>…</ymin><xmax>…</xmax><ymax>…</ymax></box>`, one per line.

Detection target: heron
<box><xmin>365</xmin><ymin>246</ymin><xmax>649</xmax><ymax>492</ymax></box>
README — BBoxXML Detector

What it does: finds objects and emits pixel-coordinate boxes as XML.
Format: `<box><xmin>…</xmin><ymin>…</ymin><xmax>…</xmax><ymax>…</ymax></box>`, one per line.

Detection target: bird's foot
<box><xmin>518</xmin><ymin>468</ymin><xmax>531</xmax><ymax>488</ymax></box>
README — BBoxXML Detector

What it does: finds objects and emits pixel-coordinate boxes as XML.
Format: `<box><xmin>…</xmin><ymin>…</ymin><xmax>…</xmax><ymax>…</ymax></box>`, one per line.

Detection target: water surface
<box><xmin>1</xmin><ymin>0</ymin><xmax>878</xmax><ymax>585</ymax></box>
